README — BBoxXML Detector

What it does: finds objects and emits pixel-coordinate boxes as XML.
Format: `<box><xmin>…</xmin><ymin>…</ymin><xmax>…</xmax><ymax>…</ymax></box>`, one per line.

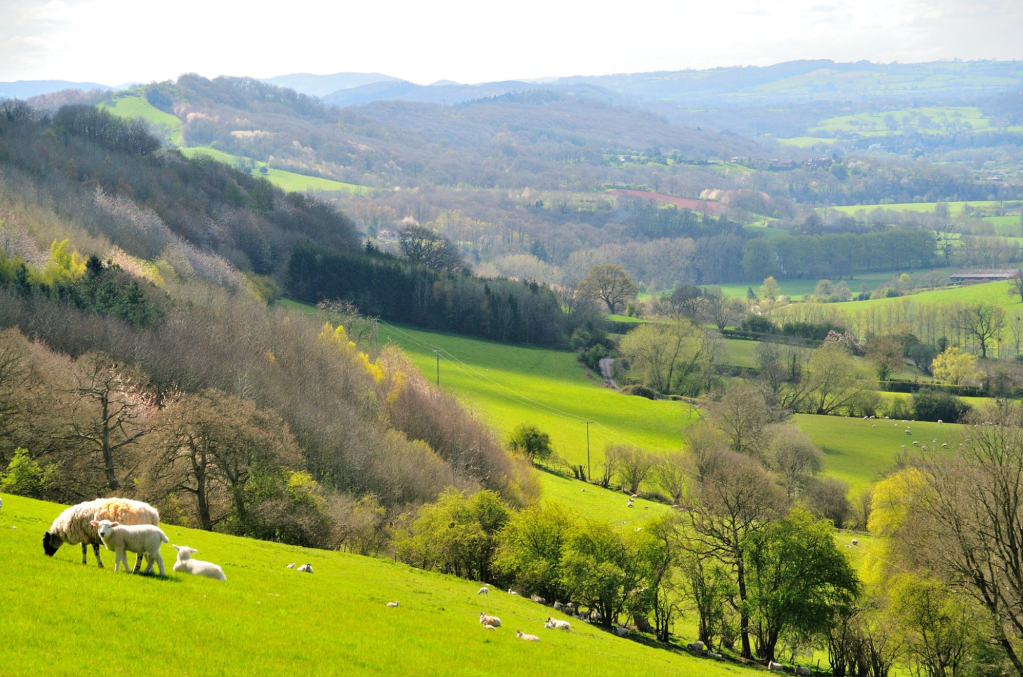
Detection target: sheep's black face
<box><xmin>43</xmin><ymin>531</ymin><xmax>59</xmax><ymax>557</ymax></box>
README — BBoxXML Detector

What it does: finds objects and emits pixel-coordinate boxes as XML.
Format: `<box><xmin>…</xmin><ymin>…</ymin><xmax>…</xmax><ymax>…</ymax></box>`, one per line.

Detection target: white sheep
<box><xmin>530</xmin><ymin>594</ymin><xmax>546</xmax><ymax>603</ymax></box>
<box><xmin>171</xmin><ymin>545</ymin><xmax>226</xmax><ymax>581</ymax></box>
<box><xmin>508</xmin><ymin>589</ymin><xmax>519</xmax><ymax>595</ymax></box>
<box><xmin>688</xmin><ymin>640</ymin><xmax>705</xmax><ymax>652</ymax></box>
<box><xmin>545</xmin><ymin>618</ymin><xmax>571</xmax><ymax>630</ymax></box>
<box><xmin>851</xmin><ymin>538</ymin><xmax>859</xmax><ymax>546</ymax></box>
<box><xmin>553</xmin><ymin>601</ymin><xmax>564</xmax><ymax>611</ymax></box>
<box><xmin>796</xmin><ymin>666</ymin><xmax>811</xmax><ymax>676</ymax></box>
<box><xmin>477</xmin><ymin>586</ymin><xmax>489</xmax><ymax>596</ymax></box>
<box><xmin>386</xmin><ymin>601</ymin><xmax>399</xmax><ymax>607</ymax></box>
<box><xmin>613</xmin><ymin>626</ymin><xmax>629</xmax><ymax>637</ymax></box>
<box><xmin>91</xmin><ymin>520</ymin><xmax>168</xmax><ymax>575</ymax></box>
<box><xmin>297</xmin><ymin>564</ymin><xmax>313</xmax><ymax>573</ymax></box>
<box><xmin>517</xmin><ymin>631</ymin><xmax>540</xmax><ymax>642</ymax></box>
<box><xmin>479</xmin><ymin>612</ymin><xmax>501</xmax><ymax>627</ymax></box>
<box><xmin>769</xmin><ymin>661</ymin><xmax>785</xmax><ymax>672</ymax></box>
<box><xmin>286</xmin><ymin>563</ymin><xmax>296</xmax><ymax>569</ymax></box>
<box><xmin>708</xmin><ymin>651</ymin><xmax>722</xmax><ymax>659</ymax></box>
<box><xmin>44</xmin><ymin>498</ymin><xmax>159</xmax><ymax>569</ymax></box>
<box><xmin>482</xmin><ymin>624</ymin><xmax>496</xmax><ymax>630</ymax></box>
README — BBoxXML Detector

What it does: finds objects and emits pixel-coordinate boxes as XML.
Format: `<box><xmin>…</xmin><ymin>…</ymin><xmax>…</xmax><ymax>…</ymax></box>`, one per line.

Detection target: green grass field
<box><xmin>825</xmin><ymin>200</ymin><xmax>1010</xmax><ymax>216</ymax></box>
<box><xmin>718</xmin><ymin>268</ymin><xmax>956</xmax><ymax>301</ymax></box>
<box><xmin>776</xmin><ymin>136</ymin><xmax>838</xmax><ymax>148</ymax></box>
<box><xmin>0</xmin><ymin>493</ymin><xmax>759</xmax><ymax>677</ymax></box>
<box><xmin>808</xmin><ymin>106</ymin><xmax>1022</xmax><ymax>138</ymax></box>
<box><xmin>180</xmin><ymin>147</ymin><xmax>374</xmax><ymax>195</ymax></box>
<box><xmin>830</xmin><ymin>279</ymin><xmax>1020</xmax><ymax>311</ymax></box>
<box><xmin>794</xmin><ymin>414</ymin><xmax>958</xmax><ymax>493</ymax></box>
<box><xmin>537</xmin><ymin>470</ymin><xmax>669</xmax><ymax>523</ymax></box>
<box><xmin>720</xmin><ymin>338</ymin><xmax>759</xmax><ymax>368</ymax></box>
<box><xmin>102</xmin><ymin>94</ymin><xmax>184</xmax><ymax>146</ymax></box>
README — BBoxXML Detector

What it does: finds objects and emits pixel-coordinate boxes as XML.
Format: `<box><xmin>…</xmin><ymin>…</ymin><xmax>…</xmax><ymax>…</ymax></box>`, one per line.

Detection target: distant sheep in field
<box><xmin>386</xmin><ymin>601</ymin><xmax>399</xmax><ymax>607</ymax></box>
<box><xmin>872</xmin><ymin>424</ymin><xmax>877</xmax><ymax>428</ymax></box>
<box><xmin>171</xmin><ymin>545</ymin><xmax>226</xmax><ymax>581</ymax></box>
<box><xmin>545</xmin><ymin>618</ymin><xmax>571</xmax><ymax>630</ymax></box>
<box><xmin>477</xmin><ymin>586</ymin><xmax>489</xmax><ymax>596</ymax></box>
<box><xmin>91</xmin><ymin>520</ymin><xmax>168</xmax><ymax>575</ymax></box>
<box><xmin>297</xmin><ymin>564</ymin><xmax>313</xmax><ymax>573</ymax></box>
<box><xmin>553</xmin><ymin>601</ymin><xmax>564</xmax><ymax>611</ymax></box>
<box><xmin>708</xmin><ymin>651</ymin><xmax>723</xmax><ymax>660</ymax></box>
<box><xmin>508</xmin><ymin>589</ymin><xmax>519</xmax><ymax>596</ymax></box>
<box><xmin>905</xmin><ymin>429</ymin><xmax>912</xmax><ymax>435</ymax></box>
<box><xmin>479</xmin><ymin>612</ymin><xmax>501</xmax><ymax>628</ymax></box>
<box><xmin>851</xmin><ymin>538</ymin><xmax>859</xmax><ymax>546</ymax></box>
<box><xmin>912</xmin><ymin>441</ymin><xmax>919</xmax><ymax>446</ymax></box>
<box><xmin>769</xmin><ymin>661</ymin><xmax>785</xmax><ymax>672</ymax></box>
<box><xmin>938</xmin><ymin>419</ymin><xmax>943</xmax><ymax>424</ymax></box>
<box><xmin>517</xmin><ymin>631</ymin><xmax>540</xmax><ymax>642</ymax></box>
<box><xmin>942</xmin><ymin>443</ymin><xmax>948</xmax><ymax>448</ymax></box>
<box><xmin>688</xmin><ymin>640</ymin><xmax>705</xmax><ymax>652</ymax></box>
<box><xmin>796</xmin><ymin>666</ymin><xmax>811</xmax><ymax>676</ymax></box>
<box><xmin>613</xmin><ymin>626</ymin><xmax>629</xmax><ymax>637</ymax></box>
<box><xmin>482</xmin><ymin>624</ymin><xmax>496</xmax><ymax>630</ymax></box>
<box><xmin>44</xmin><ymin>498</ymin><xmax>159</xmax><ymax>569</ymax></box>
<box><xmin>530</xmin><ymin>595</ymin><xmax>545</xmax><ymax>603</ymax></box>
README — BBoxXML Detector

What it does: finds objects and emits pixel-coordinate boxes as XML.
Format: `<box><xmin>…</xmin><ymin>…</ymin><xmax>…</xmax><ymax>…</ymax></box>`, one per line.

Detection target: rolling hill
<box><xmin>0</xmin><ymin>493</ymin><xmax>756</xmax><ymax>677</ymax></box>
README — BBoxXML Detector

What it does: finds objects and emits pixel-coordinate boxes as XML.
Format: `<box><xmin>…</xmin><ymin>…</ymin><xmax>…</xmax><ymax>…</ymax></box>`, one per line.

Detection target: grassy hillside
<box><xmin>826</xmin><ymin>200</ymin><xmax>1010</xmax><ymax>216</ymax></box>
<box><xmin>102</xmin><ymin>94</ymin><xmax>183</xmax><ymax>146</ymax></box>
<box><xmin>808</xmin><ymin>106</ymin><xmax>1023</xmax><ymax>138</ymax></box>
<box><xmin>794</xmin><ymin>414</ymin><xmax>958</xmax><ymax>492</ymax></box>
<box><xmin>0</xmin><ymin>494</ymin><xmax>755</xmax><ymax>677</ymax></box>
<box><xmin>830</xmin><ymin>279</ymin><xmax>1019</xmax><ymax>311</ymax></box>
<box><xmin>718</xmin><ymin>267</ymin><xmax>957</xmax><ymax>300</ymax></box>
<box><xmin>179</xmin><ymin>146</ymin><xmax>375</xmax><ymax>195</ymax></box>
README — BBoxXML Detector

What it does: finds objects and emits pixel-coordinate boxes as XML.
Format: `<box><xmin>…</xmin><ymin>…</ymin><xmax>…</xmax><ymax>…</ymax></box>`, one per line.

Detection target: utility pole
<box><xmin>435</xmin><ymin>350</ymin><xmax>441</xmax><ymax>387</ymax></box>
<box><xmin>586</xmin><ymin>421</ymin><xmax>591</xmax><ymax>481</ymax></box>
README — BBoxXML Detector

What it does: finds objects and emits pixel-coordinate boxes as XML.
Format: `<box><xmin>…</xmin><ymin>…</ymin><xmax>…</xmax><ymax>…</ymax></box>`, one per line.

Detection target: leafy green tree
<box><xmin>394</xmin><ymin>488</ymin><xmax>510</xmax><ymax>583</ymax></box>
<box><xmin>865</xmin><ymin>335</ymin><xmax>903</xmax><ymax>382</ymax></box>
<box><xmin>561</xmin><ymin>520</ymin><xmax>643</xmax><ymax>626</ymax></box>
<box><xmin>508</xmin><ymin>424</ymin><xmax>553</xmax><ymax>465</ymax></box>
<box><xmin>495</xmin><ymin>502</ymin><xmax>577</xmax><ymax>603</ymax></box>
<box><xmin>761</xmin><ymin>276</ymin><xmax>780</xmax><ymax>305</ymax></box>
<box><xmin>0</xmin><ymin>448</ymin><xmax>53</xmax><ymax>498</ymax></box>
<box><xmin>911</xmin><ymin>389</ymin><xmax>971</xmax><ymax>423</ymax></box>
<box><xmin>891</xmin><ymin>576</ymin><xmax>982</xmax><ymax>677</ymax></box>
<box><xmin>931</xmin><ymin>348</ymin><xmax>979</xmax><ymax>386</ymax></box>
<box><xmin>619</xmin><ymin>319</ymin><xmax>718</xmax><ymax>396</ymax></box>
<box><xmin>579</xmin><ymin>264</ymin><xmax>638</xmax><ymax>314</ymax></box>
<box><xmin>746</xmin><ymin>508</ymin><xmax>859</xmax><ymax>662</ymax></box>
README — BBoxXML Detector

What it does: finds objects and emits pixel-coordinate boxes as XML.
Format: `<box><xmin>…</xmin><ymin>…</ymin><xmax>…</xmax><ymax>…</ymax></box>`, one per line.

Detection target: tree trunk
<box><xmin>101</xmin><ymin>392</ymin><xmax>118</xmax><ymax>490</ymax></box>
<box><xmin>737</xmin><ymin>557</ymin><xmax>753</xmax><ymax>659</ymax></box>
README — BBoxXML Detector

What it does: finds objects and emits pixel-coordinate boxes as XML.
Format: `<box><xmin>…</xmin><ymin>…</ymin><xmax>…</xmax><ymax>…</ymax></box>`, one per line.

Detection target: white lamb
<box><xmin>477</xmin><ymin>586</ymin><xmax>489</xmax><ymax>596</ymax></box>
<box><xmin>91</xmin><ymin>519</ymin><xmax>168</xmax><ymax>575</ymax></box>
<box><xmin>44</xmin><ymin>497</ymin><xmax>159</xmax><ymax>569</ymax></box>
<box><xmin>517</xmin><ymin>631</ymin><xmax>540</xmax><ymax>642</ymax></box>
<box><xmin>386</xmin><ymin>601</ymin><xmax>400</xmax><ymax>607</ymax></box>
<box><xmin>171</xmin><ymin>545</ymin><xmax>226</xmax><ymax>581</ymax></box>
<box><xmin>479</xmin><ymin>612</ymin><xmax>501</xmax><ymax>627</ymax></box>
<box><xmin>297</xmin><ymin>564</ymin><xmax>313</xmax><ymax>573</ymax></box>
<box><xmin>796</xmin><ymin>666</ymin><xmax>811</xmax><ymax>676</ymax></box>
<box><xmin>769</xmin><ymin>661</ymin><xmax>785</xmax><ymax>672</ymax></box>
<box><xmin>688</xmin><ymin>640</ymin><xmax>706</xmax><ymax>652</ymax></box>
<box><xmin>545</xmin><ymin>618</ymin><xmax>571</xmax><ymax>630</ymax></box>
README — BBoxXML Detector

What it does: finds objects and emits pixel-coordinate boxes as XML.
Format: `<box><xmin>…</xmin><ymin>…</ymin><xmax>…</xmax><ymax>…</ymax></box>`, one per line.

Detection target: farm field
<box><xmin>794</xmin><ymin>414</ymin><xmax>958</xmax><ymax>493</ymax></box>
<box><xmin>825</xmin><ymin>200</ymin><xmax>1012</xmax><ymax>216</ymax></box>
<box><xmin>537</xmin><ymin>470</ymin><xmax>669</xmax><ymax>524</ymax></box>
<box><xmin>717</xmin><ymin>267</ymin><xmax>957</xmax><ymax>300</ymax></box>
<box><xmin>0</xmin><ymin>494</ymin><xmax>756</xmax><ymax>677</ymax></box>
<box><xmin>180</xmin><ymin>146</ymin><xmax>375</xmax><ymax>195</ymax></box>
<box><xmin>776</xmin><ymin>136</ymin><xmax>837</xmax><ymax>147</ymax></box>
<box><xmin>102</xmin><ymin>93</ymin><xmax>183</xmax><ymax>145</ymax></box>
<box><xmin>720</xmin><ymin>338</ymin><xmax>759</xmax><ymax>368</ymax></box>
<box><xmin>808</xmin><ymin>106</ymin><xmax>1023</xmax><ymax>137</ymax></box>
<box><xmin>829</xmin><ymin>279</ymin><xmax>1020</xmax><ymax>311</ymax></box>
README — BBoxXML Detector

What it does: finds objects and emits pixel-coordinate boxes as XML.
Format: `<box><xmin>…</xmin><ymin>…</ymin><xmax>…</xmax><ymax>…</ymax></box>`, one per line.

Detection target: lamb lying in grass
<box><xmin>91</xmin><ymin>520</ymin><xmax>168</xmax><ymax>575</ymax></box>
<box><xmin>172</xmin><ymin>545</ymin><xmax>226</xmax><ymax>580</ymax></box>
<box><xmin>545</xmin><ymin>618</ymin><xmax>571</xmax><ymax>630</ymax></box>
<box><xmin>517</xmin><ymin>631</ymin><xmax>540</xmax><ymax>642</ymax></box>
<box><xmin>479</xmin><ymin>612</ymin><xmax>501</xmax><ymax>627</ymax></box>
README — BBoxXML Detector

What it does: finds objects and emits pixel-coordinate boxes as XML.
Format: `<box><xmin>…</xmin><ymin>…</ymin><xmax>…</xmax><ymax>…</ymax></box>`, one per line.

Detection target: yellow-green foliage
<box><xmin>40</xmin><ymin>239</ymin><xmax>85</xmax><ymax>285</ymax></box>
<box><xmin>932</xmin><ymin>347</ymin><xmax>980</xmax><ymax>385</ymax></box>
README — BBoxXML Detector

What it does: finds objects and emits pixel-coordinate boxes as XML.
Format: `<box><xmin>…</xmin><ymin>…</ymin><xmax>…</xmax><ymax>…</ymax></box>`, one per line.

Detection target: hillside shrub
<box><xmin>0</xmin><ymin>448</ymin><xmax>54</xmax><ymax>499</ymax></box>
<box><xmin>623</xmin><ymin>384</ymin><xmax>658</xmax><ymax>399</ymax></box>
<box><xmin>741</xmin><ymin>316</ymin><xmax>777</xmax><ymax>334</ymax></box>
<box><xmin>911</xmin><ymin>388</ymin><xmax>971</xmax><ymax>423</ymax></box>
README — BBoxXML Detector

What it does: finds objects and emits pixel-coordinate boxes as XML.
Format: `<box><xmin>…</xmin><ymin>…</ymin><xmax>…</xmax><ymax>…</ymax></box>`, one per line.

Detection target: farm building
<box><xmin>950</xmin><ymin>269</ymin><xmax>1019</xmax><ymax>285</ymax></box>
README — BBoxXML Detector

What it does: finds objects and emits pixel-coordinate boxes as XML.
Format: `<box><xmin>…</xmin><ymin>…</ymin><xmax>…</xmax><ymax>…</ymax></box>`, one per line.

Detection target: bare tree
<box><xmin>397</xmin><ymin>224</ymin><xmax>463</xmax><ymax>271</ymax></box>
<box><xmin>64</xmin><ymin>353</ymin><xmax>155</xmax><ymax>491</ymax></box>
<box><xmin>768</xmin><ymin>424</ymin><xmax>823</xmax><ymax>499</ymax></box>
<box><xmin>610</xmin><ymin>444</ymin><xmax>658</xmax><ymax>494</ymax></box>
<box><xmin>955</xmin><ymin>303</ymin><xmax>1005</xmax><ymax>359</ymax></box>
<box><xmin>653</xmin><ymin>451</ymin><xmax>688</xmax><ymax>503</ymax></box>
<box><xmin>1010</xmin><ymin>270</ymin><xmax>1023</xmax><ymax>303</ymax></box>
<box><xmin>711</xmin><ymin>382</ymin><xmax>774</xmax><ymax>460</ymax></box>
<box><xmin>578</xmin><ymin>264</ymin><xmax>638</xmax><ymax>314</ymax></box>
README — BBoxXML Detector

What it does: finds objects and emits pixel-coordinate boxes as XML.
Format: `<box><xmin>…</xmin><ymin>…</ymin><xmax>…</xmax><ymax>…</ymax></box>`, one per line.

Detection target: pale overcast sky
<box><xmin>1</xmin><ymin>0</ymin><xmax>1021</xmax><ymax>85</ymax></box>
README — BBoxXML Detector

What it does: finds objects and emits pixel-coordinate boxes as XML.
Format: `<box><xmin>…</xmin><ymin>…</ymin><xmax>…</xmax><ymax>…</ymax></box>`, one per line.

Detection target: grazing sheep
<box><xmin>530</xmin><ymin>595</ymin><xmax>546</xmax><ymax>603</ymax></box>
<box><xmin>44</xmin><ymin>498</ymin><xmax>159</xmax><ymax>569</ymax></box>
<box><xmin>937</xmin><ymin>419</ymin><xmax>943</xmax><ymax>424</ymax></box>
<box><xmin>851</xmin><ymin>539</ymin><xmax>859</xmax><ymax>546</ymax></box>
<box><xmin>769</xmin><ymin>661</ymin><xmax>785</xmax><ymax>672</ymax></box>
<box><xmin>688</xmin><ymin>640</ymin><xmax>705</xmax><ymax>652</ymax></box>
<box><xmin>912</xmin><ymin>441</ymin><xmax>919</xmax><ymax>446</ymax></box>
<box><xmin>480</xmin><ymin>613</ymin><xmax>502</xmax><ymax>628</ymax></box>
<box><xmin>508</xmin><ymin>589</ymin><xmax>519</xmax><ymax>596</ymax></box>
<box><xmin>565</xmin><ymin>602</ymin><xmax>575</xmax><ymax>612</ymax></box>
<box><xmin>872</xmin><ymin>424</ymin><xmax>877</xmax><ymax>428</ymax></box>
<box><xmin>613</xmin><ymin>626</ymin><xmax>629</xmax><ymax>637</ymax></box>
<box><xmin>386</xmin><ymin>601</ymin><xmax>399</xmax><ymax>607</ymax></box>
<box><xmin>517</xmin><ymin>631</ymin><xmax>540</xmax><ymax>642</ymax></box>
<box><xmin>579</xmin><ymin>488</ymin><xmax>585</xmax><ymax>492</ymax></box>
<box><xmin>91</xmin><ymin>520</ymin><xmax>168</xmax><ymax>575</ymax></box>
<box><xmin>708</xmin><ymin>651</ymin><xmax>723</xmax><ymax>660</ymax></box>
<box><xmin>626</xmin><ymin>501</ymin><xmax>634</xmax><ymax>508</ymax></box>
<box><xmin>297</xmin><ymin>564</ymin><xmax>313</xmax><ymax>573</ymax></box>
<box><xmin>942</xmin><ymin>443</ymin><xmax>948</xmax><ymax>448</ymax></box>
<box><xmin>862</xmin><ymin>416</ymin><xmax>868</xmax><ymax>420</ymax></box>
<box><xmin>171</xmin><ymin>545</ymin><xmax>226</xmax><ymax>581</ymax></box>
<box><xmin>477</xmin><ymin>586</ymin><xmax>489</xmax><ymax>596</ymax></box>
<box><xmin>796</xmin><ymin>667</ymin><xmax>811</xmax><ymax>676</ymax></box>
<box><xmin>545</xmin><ymin>618</ymin><xmax>571</xmax><ymax>630</ymax></box>
<box><xmin>590</xmin><ymin>610</ymin><xmax>603</xmax><ymax>622</ymax></box>
<box><xmin>553</xmin><ymin>601</ymin><xmax>564</xmax><ymax>611</ymax></box>
<box><xmin>905</xmin><ymin>429</ymin><xmax>912</xmax><ymax>435</ymax></box>
<box><xmin>630</xmin><ymin>494</ymin><xmax>638</xmax><ymax>499</ymax></box>
<box><xmin>933</xmin><ymin>439</ymin><xmax>938</xmax><ymax>444</ymax></box>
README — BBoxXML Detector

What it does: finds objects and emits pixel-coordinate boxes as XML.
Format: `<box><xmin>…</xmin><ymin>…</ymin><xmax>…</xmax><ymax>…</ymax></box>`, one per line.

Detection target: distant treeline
<box><xmin>288</xmin><ymin>244</ymin><xmax>577</xmax><ymax>346</ymax></box>
<box><xmin>741</xmin><ymin>229</ymin><xmax>936</xmax><ymax>280</ymax></box>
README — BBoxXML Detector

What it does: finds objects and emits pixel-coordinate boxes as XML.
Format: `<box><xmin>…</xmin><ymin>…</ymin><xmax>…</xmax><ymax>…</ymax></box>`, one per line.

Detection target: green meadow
<box><xmin>717</xmin><ymin>267</ymin><xmax>957</xmax><ymax>301</ymax></box>
<box><xmin>102</xmin><ymin>94</ymin><xmax>184</xmax><ymax>146</ymax></box>
<box><xmin>830</xmin><ymin>279</ymin><xmax>1020</xmax><ymax>311</ymax></box>
<box><xmin>180</xmin><ymin>147</ymin><xmax>375</xmax><ymax>196</ymax></box>
<box><xmin>825</xmin><ymin>200</ymin><xmax>1009</xmax><ymax>216</ymax></box>
<box><xmin>0</xmin><ymin>494</ymin><xmax>758</xmax><ymax>677</ymax></box>
<box><xmin>776</xmin><ymin>136</ymin><xmax>838</xmax><ymax>148</ymax></box>
<box><xmin>808</xmin><ymin>106</ymin><xmax>1014</xmax><ymax>137</ymax></box>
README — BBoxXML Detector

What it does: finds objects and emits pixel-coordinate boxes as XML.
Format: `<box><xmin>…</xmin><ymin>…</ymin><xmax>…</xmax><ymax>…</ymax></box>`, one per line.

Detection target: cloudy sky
<box><xmin>2</xmin><ymin>0</ymin><xmax>1022</xmax><ymax>85</ymax></box>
